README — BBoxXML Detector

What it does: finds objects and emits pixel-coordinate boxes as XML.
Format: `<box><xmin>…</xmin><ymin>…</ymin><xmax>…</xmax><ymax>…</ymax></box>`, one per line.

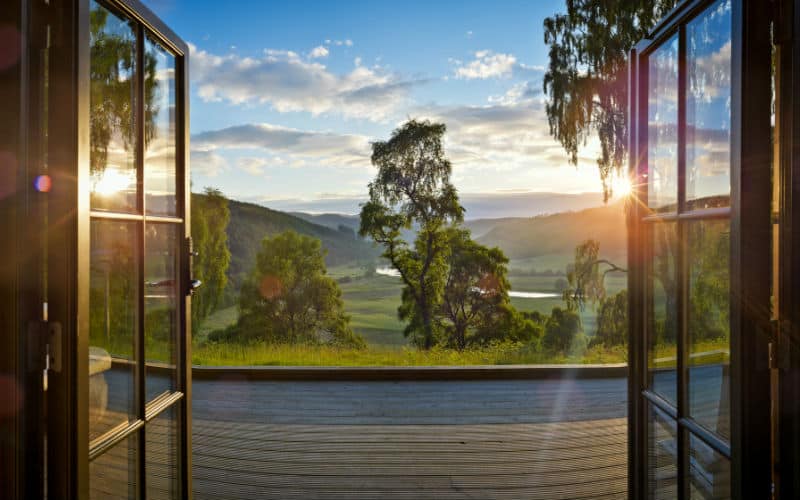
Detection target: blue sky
<box><xmin>141</xmin><ymin>0</ymin><xmax>610</xmax><ymax>213</ymax></box>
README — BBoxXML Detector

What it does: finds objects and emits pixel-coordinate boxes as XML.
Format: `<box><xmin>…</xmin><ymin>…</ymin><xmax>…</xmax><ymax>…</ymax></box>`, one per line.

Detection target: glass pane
<box><xmin>687</xmin><ymin>220</ymin><xmax>730</xmax><ymax>439</ymax></box>
<box><xmin>689</xmin><ymin>434</ymin><xmax>731</xmax><ymax>499</ymax></box>
<box><xmin>686</xmin><ymin>0</ymin><xmax>732</xmax><ymax>210</ymax></box>
<box><xmin>89</xmin><ymin>1</ymin><xmax>138</xmax><ymax>213</ymax></box>
<box><xmin>145</xmin><ymin>223</ymin><xmax>179</xmax><ymax>401</ymax></box>
<box><xmin>648</xmin><ymin>222</ymin><xmax>678</xmax><ymax>406</ymax></box>
<box><xmin>648</xmin><ymin>405</ymin><xmax>678</xmax><ymax>499</ymax></box>
<box><xmin>648</xmin><ymin>34</ymin><xmax>679</xmax><ymax>212</ymax></box>
<box><xmin>89</xmin><ymin>219</ymin><xmax>139</xmax><ymax>441</ymax></box>
<box><xmin>89</xmin><ymin>433</ymin><xmax>138</xmax><ymax>499</ymax></box>
<box><xmin>146</xmin><ymin>406</ymin><xmax>181</xmax><ymax>499</ymax></box>
<box><xmin>144</xmin><ymin>35</ymin><xmax>178</xmax><ymax>216</ymax></box>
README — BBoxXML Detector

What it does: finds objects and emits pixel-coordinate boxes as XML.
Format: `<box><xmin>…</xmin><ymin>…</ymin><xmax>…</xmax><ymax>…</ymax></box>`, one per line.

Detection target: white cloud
<box><xmin>189</xmin><ymin>43</ymin><xmax>419</xmax><ymax>121</ymax></box>
<box><xmin>191</xmin><ymin>150</ymin><xmax>229</xmax><ymax>177</ymax></box>
<box><xmin>488</xmin><ymin>81</ymin><xmax>542</xmax><ymax>106</ymax></box>
<box><xmin>237</xmin><ymin>157</ymin><xmax>269</xmax><ymax>176</ymax></box>
<box><xmin>454</xmin><ymin>50</ymin><xmax>517</xmax><ymax>80</ymax></box>
<box><xmin>409</xmin><ymin>82</ymin><xmax>600</xmax><ymax>183</ymax></box>
<box><xmin>192</xmin><ymin>123</ymin><xmax>372</xmax><ymax>168</ymax></box>
<box><xmin>326</xmin><ymin>39</ymin><xmax>354</xmax><ymax>47</ymax></box>
<box><xmin>309</xmin><ymin>45</ymin><xmax>329</xmax><ymax>59</ymax></box>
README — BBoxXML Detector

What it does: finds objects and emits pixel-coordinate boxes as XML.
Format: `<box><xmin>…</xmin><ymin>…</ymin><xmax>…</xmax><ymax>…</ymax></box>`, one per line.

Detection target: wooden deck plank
<box><xmin>188</xmin><ymin>377</ymin><xmax>628</xmax><ymax>499</ymax></box>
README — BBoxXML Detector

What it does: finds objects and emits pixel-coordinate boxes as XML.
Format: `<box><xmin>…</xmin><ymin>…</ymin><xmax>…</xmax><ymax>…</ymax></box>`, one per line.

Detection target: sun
<box><xmin>611</xmin><ymin>174</ymin><xmax>633</xmax><ymax>198</ymax></box>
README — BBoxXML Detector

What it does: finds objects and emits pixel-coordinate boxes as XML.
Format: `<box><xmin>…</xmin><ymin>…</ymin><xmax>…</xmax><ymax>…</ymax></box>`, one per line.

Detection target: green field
<box><xmin>197</xmin><ymin>262</ymin><xmax>628</xmax><ymax>350</ymax></box>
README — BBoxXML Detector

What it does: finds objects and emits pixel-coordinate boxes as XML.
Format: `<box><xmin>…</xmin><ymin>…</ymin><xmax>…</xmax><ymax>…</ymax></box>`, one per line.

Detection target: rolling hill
<box><xmin>225</xmin><ymin>199</ymin><xmax>380</xmax><ymax>295</ymax></box>
<box><xmin>475</xmin><ymin>201</ymin><xmax>627</xmax><ymax>267</ymax></box>
<box><xmin>288</xmin><ymin>201</ymin><xmax>627</xmax><ymax>274</ymax></box>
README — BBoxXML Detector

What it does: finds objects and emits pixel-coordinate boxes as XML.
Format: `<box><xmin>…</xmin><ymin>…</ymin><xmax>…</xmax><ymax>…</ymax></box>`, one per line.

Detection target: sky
<box><xmin>140</xmin><ymin>0</ymin><xmax>612</xmax><ymax>214</ymax></box>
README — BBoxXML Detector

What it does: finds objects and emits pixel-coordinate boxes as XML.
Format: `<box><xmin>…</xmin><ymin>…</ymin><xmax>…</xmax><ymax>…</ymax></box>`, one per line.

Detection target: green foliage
<box><xmin>543</xmin><ymin>307</ymin><xmax>584</xmax><ymax>354</ymax></box>
<box><xmin>89</xmin><ymin>4</ymin><xmax>159</xmax><ymax>173</ymax></box>
<box><xmin>687</xmin><ymin>222</ymin><xmax>730</xmax><ymax>343</ymax></box>
<box><xmin>592</xmin><ymin>290</ymin><xmax>628</xmax><ymax>347</ymax></box>
<box><xmin>440</xmin><ymin>228</ymin><xmax>518</xmax><ymax>350</ymax></box>
<box><xmin>543</xmin><ymin>0</ymin><xmax>679</xmax><ymax>199</ymax></box>
<box><xmin>563</xmin><ymin>239</ymin><xmax>627</xmax><ymax>311</ymax></box>
<box><xmin>191</xmin><ymin>189</ymin><xmax>231</xmax><ymax>335</ymax></box>
<box><xmin>226</xmin><ymin>199</ymin><xmax>379</xmax><ymax>302</ymax></box>
<box><xmin>360</xmin><ymin>119</ymin><xmax>464</xmax><ymax>349</ymax></box>
<box><xmin>230</xmin><ymin>230</ymin><xmax>365</xmax><ymax>349</ymax></box>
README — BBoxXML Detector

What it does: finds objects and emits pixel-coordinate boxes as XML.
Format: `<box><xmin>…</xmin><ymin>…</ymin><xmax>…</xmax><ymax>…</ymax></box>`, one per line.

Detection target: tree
<box><xmin>235</xmin><ymin>231</ymin><xmax>364</xmax><ymax>348</ymax></box>
<box><xmin>359</xmin><ymin>120</ymin><xmax>464</xmax><ymax>349</ymax></box>
<box><xmin>543</xmin><ymin>307</ymin><xmax>583</xmax><ymax>353</ymax></box>
<box><xmin>191</xmin><ymin>188</ymin><xmax>231</xmax><ymax>335</ymax></box>
<box><xmin>562</xmin><ymin>239</ymin><xmax>627</xmax><ymax>311</ymax></box>
<box><xmin>439</xmin><ymin>229</ymin><xmax>512</xmax><ymax>350</ymax></box>
<box><xmin>593</xmin><ymin>289</ymin><xmax>629</xmax><ymax>347</ymax></box>
<box><xmin>543</xmin><ymin>1</ymin><xmax>679</xmax><ymax>199</ymax></box>
<box><xmin>89</xmin><ymin>5</ymin><xmax>159</xmax><ymax>174</ymax></box>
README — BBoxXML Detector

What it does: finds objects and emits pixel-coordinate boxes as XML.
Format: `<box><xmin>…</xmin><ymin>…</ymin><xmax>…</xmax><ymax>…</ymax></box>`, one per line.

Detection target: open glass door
<box><xmin>81</xmin><ymin>1</ymin><xmax>191</xmax><ymax>497</ymax></box>
<box><xmin>628</xmin><ymin>0</ymin><xmax>772</xmax><ymax>498</ymax></box>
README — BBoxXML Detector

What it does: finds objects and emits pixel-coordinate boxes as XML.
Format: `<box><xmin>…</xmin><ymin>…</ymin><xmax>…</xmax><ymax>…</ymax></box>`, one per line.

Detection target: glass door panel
<box><xmin>145</xmin><ymin>223</ymin><xmax>179</xmax><ymax>401</ymax></box>
<box><xmin>687</xmin><ymin>219</ymin><xmax>730</xmax><ymax>439</ymax></box>
<box><xmin>89</xmin><ymin>219</ymin><xmax>139</xmax><ymax>442</ymax></box>
<box><xmin>648</xmin><ymin>405</ymin><xmax>679</xmax><ymax>499</ymax></box>
<box><xmin>85</xmin><ymin>1</ymin><xmax>189</xmax><ymax>498</ymax></box>
<box><xmin>634</xmin><ymin>0</ymin><xmax>740</xmax><ymax>498</ymax></box>
<box><xmin>685</xmin><ymin>1</ymin><xmax>732</xmax><ymax>210</ymax></box>
<box><xmin>144</xmin><ymin>35</ymin><xmax>178</xmax><ymax>217</ymax></box>
<box><xmin>89</xmin><ymin>0</ymin><xmax>138</xmax><ymax>214</ymax></box>
<box><xmin>688</xmin><ymin>435</ymin><xmax>731</xmax><ymax>499</ymax></box>
<box><xmin>145</xmin><ymin>406</ymin><xmax>181</xmax><ymax>499</ymax></box>
<box><xmin>89</xmin><ymin>433</ymin><xmax>139</xmax><ymax>500</ymax></box>
<box><xmin>648</xmin><ymin>222</ymin><xmax>678</xmax><ymax>405</ymax></box>
<box><xmin>648</xmin><ymin>34</ymin><xmax>679</xmax><ymax>212</ymax></box>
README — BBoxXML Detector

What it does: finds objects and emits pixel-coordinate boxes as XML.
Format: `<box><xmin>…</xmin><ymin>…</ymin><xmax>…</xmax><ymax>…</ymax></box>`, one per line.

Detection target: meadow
<box><xmin>196</xmin><ymin>260</ymin><xmax>629</xmax><ymax>359</ymax></box>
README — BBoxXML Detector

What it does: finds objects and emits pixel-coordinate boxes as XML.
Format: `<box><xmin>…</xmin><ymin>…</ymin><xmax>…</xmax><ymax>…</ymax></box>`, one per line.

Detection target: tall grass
<box><xmin>191</xmin><ymin>341</ymin><xmax>630</xmax><ymax>367</ymax></box>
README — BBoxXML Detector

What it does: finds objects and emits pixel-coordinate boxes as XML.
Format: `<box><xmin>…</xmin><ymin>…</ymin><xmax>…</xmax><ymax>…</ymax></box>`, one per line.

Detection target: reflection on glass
<box><xmin>89</xmin><ymin>433</ymin><xmax>138</xmax><ymax>499</ymax></box>
<box><xmin>146</xmin><ymin>406</ymin><xmax>181</xmax><ymax>499</ymax></box>
<box><xmin>688</xmin><ymin>220</ymin><xmax>730</xmax><ymax>439</ymax></box>
<box><xmin>686</xmin><ymin>0</ymin><xmax>732</xmax><ymax>210</ymax></box>
<box><xmin>145</xmin><ymin>224</ymin><xmax>179</xmax><ymax>401</ymax></box>
<box><xmin>145</xmin><ymin>35</ymin><xmax>178</xmax><ymax>216</ymax></box>
<box><xmin>89</xmin><ymin>1</ymin><xmax>138</xmax><ymax>213</ymax></box>
<box><xmin>648</xmin><ymin>405</ymin><xmax>678</xmax><ymax>499</ymax></box>
<box><xmin>89</xmin><ymin>219</ymin><xmax>138</xmax><ymax>442</ymax></box>
<box><xmin>689</xmin><ymin>435</ymin><xmax>731</xmax><ymax>499</ymax></box>
<box><xmin>648</xmin><ymin>35</ymin><xmax>679</xmax><ymax>212</ymax></box>
<box><xmin>648</xmin><ymin>223</ymin><xmax>678</xmax><ymax>405</ymax></box>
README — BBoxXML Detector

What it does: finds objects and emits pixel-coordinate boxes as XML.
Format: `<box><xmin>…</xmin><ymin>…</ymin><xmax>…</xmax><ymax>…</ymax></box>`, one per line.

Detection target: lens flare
<box><xmin>34</xmin><ymin>175</ymin><xmax>52</xmax><ymax>192</ymax></box>
<box><xmin>611</xmin><ymin>174</ymin><xmax>632</xmax><ymax>198</ymax></box>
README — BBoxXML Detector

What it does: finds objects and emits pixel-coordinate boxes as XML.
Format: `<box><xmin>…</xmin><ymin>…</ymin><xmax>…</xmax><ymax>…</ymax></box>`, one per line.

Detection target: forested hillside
<box><xmin>224</xmin><ymin>199</ymin><xmax>380</xmax><ymax>298</ymax></box>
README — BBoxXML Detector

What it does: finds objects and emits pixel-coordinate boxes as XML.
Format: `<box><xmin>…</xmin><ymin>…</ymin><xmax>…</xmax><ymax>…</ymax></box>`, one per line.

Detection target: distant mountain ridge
<box><xmin>257</xmin><ymin>191</ymin><xmax>607</xmax><ymax>219</ymax></box>
<box><xmin>288</xmin><ymin>201</ymin><xmax>627</xmax><ymax>268</ymax></box>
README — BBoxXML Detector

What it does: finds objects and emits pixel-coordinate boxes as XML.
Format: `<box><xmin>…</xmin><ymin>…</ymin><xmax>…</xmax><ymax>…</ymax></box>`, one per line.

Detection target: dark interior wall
<box><xmin>0</xmin><ymin>1</ymin><xmax>24</xmax><ymax>497</ymax></box>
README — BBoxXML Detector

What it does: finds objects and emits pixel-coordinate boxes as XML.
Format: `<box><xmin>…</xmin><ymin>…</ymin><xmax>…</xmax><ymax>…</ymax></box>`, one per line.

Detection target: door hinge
<box><xmin>30</xmin><ymin>320</ymin><xmax>62</xmax><ymax>370</ymax></box>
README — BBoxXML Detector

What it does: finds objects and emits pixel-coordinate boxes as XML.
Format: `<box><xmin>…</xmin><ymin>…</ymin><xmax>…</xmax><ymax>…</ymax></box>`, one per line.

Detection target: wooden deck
<box><xmin>191</xmin><ymin>376</ymin><xmax>628</xmax><ymax>499</ymax></box>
